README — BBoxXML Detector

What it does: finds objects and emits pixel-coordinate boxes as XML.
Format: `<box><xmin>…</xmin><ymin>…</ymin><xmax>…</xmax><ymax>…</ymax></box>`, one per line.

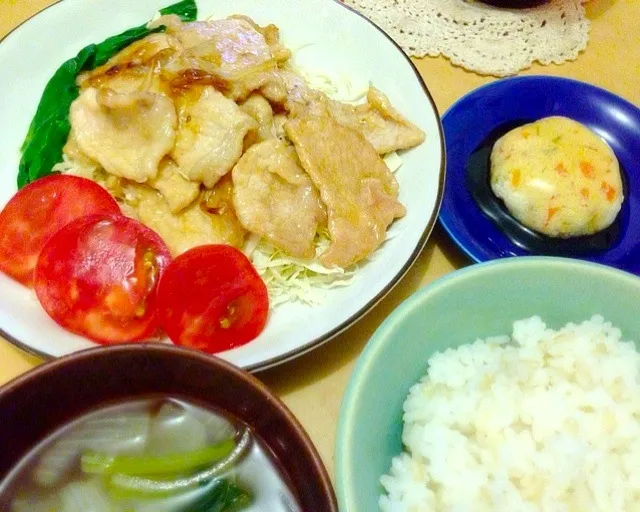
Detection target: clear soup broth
<box><xmin>0</xmin><ymin>397</ymin><xmax>300</xmax><ymax>512</ymax></box>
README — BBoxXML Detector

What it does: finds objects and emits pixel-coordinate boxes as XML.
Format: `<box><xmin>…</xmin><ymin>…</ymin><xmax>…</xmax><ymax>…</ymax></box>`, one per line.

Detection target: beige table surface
<box><xmin>0</xmin><ymin>0</ymin><xmax>638</xmax><ymax>482</ymax></box>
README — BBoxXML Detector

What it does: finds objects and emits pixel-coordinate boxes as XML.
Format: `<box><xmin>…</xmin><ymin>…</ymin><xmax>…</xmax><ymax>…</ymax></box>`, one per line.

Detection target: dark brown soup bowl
<box><xmin>0</xmin><ymin>343</ymin><xmax>337</xmax><ymax>511</ymax></box>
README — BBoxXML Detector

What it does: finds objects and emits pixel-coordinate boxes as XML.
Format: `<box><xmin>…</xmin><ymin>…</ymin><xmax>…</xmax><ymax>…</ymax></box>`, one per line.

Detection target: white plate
<box><xmin>0</xmin><ymin>0</ymin><xmax>444</xmax><ymax>371</ymax></box>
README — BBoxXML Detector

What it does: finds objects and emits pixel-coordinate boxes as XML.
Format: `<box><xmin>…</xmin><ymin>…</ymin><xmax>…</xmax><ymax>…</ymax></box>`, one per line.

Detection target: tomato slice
<box><xmin>0</xmin><ymin>174</ymin><xmax>121</xmax><ymax>286</ymax></box>
<box><xmin>34</xmin><ymin>214</ymin><xmax>172</xmax><ymax>344</ymax></box>
<box><xmin>157</xmin><ymin>245</ymin><xmax>269</xmax><ymax>353</ymax></box>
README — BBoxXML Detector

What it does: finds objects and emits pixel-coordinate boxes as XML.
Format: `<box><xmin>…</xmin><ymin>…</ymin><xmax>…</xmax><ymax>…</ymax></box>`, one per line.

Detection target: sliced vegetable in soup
<box><xmin>0</xmin><ymin>397</ymin><xmax>300</xmax><ymax>512</ymax></box>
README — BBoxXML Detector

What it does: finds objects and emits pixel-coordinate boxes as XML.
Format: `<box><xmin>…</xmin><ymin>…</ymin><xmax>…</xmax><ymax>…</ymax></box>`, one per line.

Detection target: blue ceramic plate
<box><xmin>439</xmin><ymin>75</ymin><xmax>640</xmax><ymax>274</ymax></box>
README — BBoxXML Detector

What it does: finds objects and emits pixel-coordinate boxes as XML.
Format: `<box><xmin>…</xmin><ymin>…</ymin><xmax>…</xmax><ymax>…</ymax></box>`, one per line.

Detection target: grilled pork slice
<box><xmin>232</xmin><ymin>139</ymin><xmax>326</xmax><ymax>258</ymax></box>
<box><xmin>285</xmin><ymin>115</ymin><xmax>405</xmax><ymax>268</ymax></box>
<box><xmin>170</xmin><ymin>85</ymin><xmax>258</xmax><ymax>188</ymax></box>
<box><xmin>69</xmin><ymin>87</ymin><xmax>176</xmax><ymax>183</ymax></box>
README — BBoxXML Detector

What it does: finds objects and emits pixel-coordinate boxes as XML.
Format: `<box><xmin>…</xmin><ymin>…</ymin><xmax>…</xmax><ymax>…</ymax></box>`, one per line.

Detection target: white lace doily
<box><xmin>343</xmin><ymin>0</ymin><xmax>590</xmax><ymax>76</ymax></box>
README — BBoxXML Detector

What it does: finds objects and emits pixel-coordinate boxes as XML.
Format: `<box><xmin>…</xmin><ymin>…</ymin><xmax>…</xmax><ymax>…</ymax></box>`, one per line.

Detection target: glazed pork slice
<box><xmin>239</xmin><ymin>94</ymin><xmax>276</xmax><ymax>143</ymax></box>
<box><xmin>170</xmin><ymin>85</ymin><xmax>258</xmax><ymax>188</ymax></box>
<box><xmin>276</xmin><ymin>72</ymin><xmax>424</xmax><ymax>155</ymax></box>
<box><xmin>126</xmin><ymin>175</ymin><xmax>246</xmax><ymax>256</ymax></box>
<box><xmin>147</xmin><ymin>158</ymin><xmax>200</xmax><ymax>213</ymax></box>
<box><xmin>62</xmin><ymin>132</ymin><xmax>99</xmax><ymax>169</ymax></box>
<box><xmin>77</xmin><ymin>33</ymin><xmax>179</xmax><ymax>95</ymax></box>
<box><xmin>227</xmin><ymin>15</ymin><xmax>292</xmax><ymax>64</ymax></box>
<box><xmin>240</xmin><ymin>94</ymin><xmax>276</xmax><ymax>146</ymax></box>
<box><xmin>272</xmin><ymin>69</ymin><xmax>318</xmax><ymax>116</ymax></box>
<box><xmin>232</xmin><ymin>139</ymin><xmax>326</xmax><ymax>258</ymax></box>
<box><xmin>69</xmin><ymin>87</ymin><xmax>177</xmax><ymax>182</ymax></box>
<box><xmin>167</xmin><ymin>18</ymin><xmax>286</xmax><ymax>101</ymax></box>
<box><xmin>285</xmin><ymin>115</ymin><xmax>406</xmax><ymax>268</ymax></box>
<box><xmin>326</xmin><ymin>87</ymin><xmax>425</xmax><ymax>155</ymax></box>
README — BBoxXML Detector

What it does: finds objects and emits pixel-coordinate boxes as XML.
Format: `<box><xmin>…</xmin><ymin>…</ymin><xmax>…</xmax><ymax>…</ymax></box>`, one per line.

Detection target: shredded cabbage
<box><xmin>290</xmin><ymin>44</ymin><xmax>369</xmax><ymax>103</ymax></box>
<box><xmin>249</xmin><ymin>231</ymin><xmax>357</xmax><ymax>307</ymax></box>
<box><xmin>293</xmin><ymin>66</ymin><xmax>368</xmax><ymax>104</ymax></box>
<box><xmin>52</xmin><ymin>154</ymin><xmax>97</xmax><ymax>178</ymax></box>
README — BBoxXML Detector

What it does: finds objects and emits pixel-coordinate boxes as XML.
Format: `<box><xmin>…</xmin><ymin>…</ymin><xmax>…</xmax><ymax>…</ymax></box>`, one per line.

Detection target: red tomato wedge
<box><xmin>34</xmin><ymin>214</ymin><xmax>172</xmax><ymax>344</ymax></box>
<box><xmin>0</xmin><ymin>174</ymin><xmax>120</xmax><ymax>286</ymax></box>
<box><xmin>157</xmin><ymin>245</ymin><xmax>269</xmax><ymax>353</ymax></box>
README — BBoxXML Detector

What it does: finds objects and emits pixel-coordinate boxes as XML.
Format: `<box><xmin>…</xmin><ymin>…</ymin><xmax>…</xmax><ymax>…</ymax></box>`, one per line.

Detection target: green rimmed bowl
<box><xmin>335</xmin><ymin>256</ymin><xmax>640</xmax><ymax>511</ymax></box>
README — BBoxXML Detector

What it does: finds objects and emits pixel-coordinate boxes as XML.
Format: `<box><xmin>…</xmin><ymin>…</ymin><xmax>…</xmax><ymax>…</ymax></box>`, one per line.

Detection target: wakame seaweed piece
<box><xmin>17</xmin><ymin>0</ymin><xmax>197</xmax><ymax>189</ymax></box>
<box><xmin>184</xmin><ymin>479</ymin><xmax>253</xmax><ymax>512</ymax></box>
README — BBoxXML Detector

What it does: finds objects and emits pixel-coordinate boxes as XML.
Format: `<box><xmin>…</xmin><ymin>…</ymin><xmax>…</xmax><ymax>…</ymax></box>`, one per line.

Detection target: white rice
<box><xmin>380</xmin><ymin>316</ymin><xmax>640</xmax><ymax>512</ymax></box>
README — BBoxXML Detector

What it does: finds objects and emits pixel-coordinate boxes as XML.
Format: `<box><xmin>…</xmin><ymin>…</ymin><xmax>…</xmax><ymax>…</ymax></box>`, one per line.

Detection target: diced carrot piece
<box><xmin>580</xmin><ymin>161</ymin><xmax>595</xmax><ymax>179</ymax></box>
<box><xmin>601</xmin><ymin>182</ymin><xmax>616</xmax><ymax>202</ymax></box>
<box><xmin>511</xmin><ymin>169</ymin><xmax>521</xmax><ymax>187</ymax></box>
<box><xmin>547</xmin><ymin>207</ymin><xmax>560</xmax><ymax>220</ymax></box>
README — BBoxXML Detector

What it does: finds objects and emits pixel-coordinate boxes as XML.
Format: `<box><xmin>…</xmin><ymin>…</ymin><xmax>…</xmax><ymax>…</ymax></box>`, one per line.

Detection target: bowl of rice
<box><xmin>335</xmin><ymin>256</ymin><xmax>640</xmax><ymax>511</ymax></box>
